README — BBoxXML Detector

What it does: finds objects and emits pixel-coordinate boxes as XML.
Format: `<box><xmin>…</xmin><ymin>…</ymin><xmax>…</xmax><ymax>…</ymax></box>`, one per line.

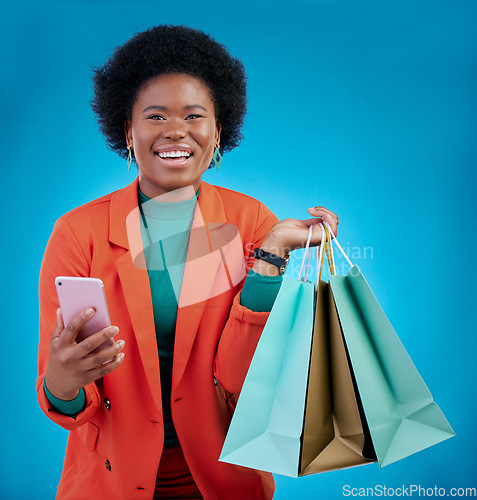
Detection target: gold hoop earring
<box><xmin>127</xmin><ymin>144</ymin><xmax>133</xmax><ymax>172</ymax></box>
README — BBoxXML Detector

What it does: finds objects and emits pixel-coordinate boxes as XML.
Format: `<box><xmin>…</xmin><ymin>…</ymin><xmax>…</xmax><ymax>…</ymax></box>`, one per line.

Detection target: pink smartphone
<box><xmin>55</xmin><ymin>276</ymin><xmax>113</xmax><ymax>353</ymax></box>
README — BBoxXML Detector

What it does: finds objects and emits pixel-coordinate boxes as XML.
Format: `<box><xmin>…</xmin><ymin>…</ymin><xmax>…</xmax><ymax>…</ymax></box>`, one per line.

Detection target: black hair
<box><xmin>91</xmin><ymin>25</ymin><xmax>247</xmax><ymax>162</ymax></box>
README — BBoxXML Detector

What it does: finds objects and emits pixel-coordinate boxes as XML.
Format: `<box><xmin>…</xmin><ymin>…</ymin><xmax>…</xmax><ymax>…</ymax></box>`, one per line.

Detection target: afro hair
<box><xmin>91</xmin><ymin>25</ymin><xmax>247</xmax><ymax>162</ymax></box>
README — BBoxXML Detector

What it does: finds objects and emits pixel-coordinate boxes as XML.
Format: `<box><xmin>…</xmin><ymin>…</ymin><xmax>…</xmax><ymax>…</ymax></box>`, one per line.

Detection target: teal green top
<box><xmin>44</xmin><ymin>383</ymin><xmax>86</xmax><ymax>417</ymax></box>
<box><xmin>44</xmin><ymin>187</ymin><xmax>283</xmax><ymax>439</ymax></box>
<box><xmin>138</xmin><ymin>188</ymin><xmax>198</xmax><ymax>447</ymax></box>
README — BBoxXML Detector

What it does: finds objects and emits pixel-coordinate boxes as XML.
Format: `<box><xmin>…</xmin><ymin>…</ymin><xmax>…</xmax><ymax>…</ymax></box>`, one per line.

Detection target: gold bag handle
<box><xmin>317</xmin><ymin>223</ymin><xmax>335</xmax><ymax>281</ymax></box>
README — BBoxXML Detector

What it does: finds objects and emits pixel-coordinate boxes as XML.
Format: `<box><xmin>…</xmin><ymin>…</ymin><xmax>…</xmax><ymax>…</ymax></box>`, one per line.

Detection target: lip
<box><xmin>154</xmin><ymin>155</ymin><xmax>192</xmax><ymax>169</ymax></box>
<box><xmin>153</xmin><ymin>143</ymin><xmax>194</xmax><ymax>169</ymax></box>
<box><xmin>153</xmin><ymin>143</ymin><xmax>193</xmax><ymax>154</ymax></box>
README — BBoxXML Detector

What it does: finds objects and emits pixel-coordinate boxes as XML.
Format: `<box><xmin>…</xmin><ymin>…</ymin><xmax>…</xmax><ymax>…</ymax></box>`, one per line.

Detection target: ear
<box><xmin>124</xmin><ymin>120</ymin><xmax>133</xmax><ymax>146</ymax></box>
<box><xmin>215</xmin><ymin>120</ymin><xmax>222</xmax><ymax>147</ymax></box>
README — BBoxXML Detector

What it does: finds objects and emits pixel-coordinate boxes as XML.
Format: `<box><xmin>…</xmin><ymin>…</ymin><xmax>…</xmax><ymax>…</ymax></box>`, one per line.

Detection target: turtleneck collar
<box><xmin>138</xmin><ymin>187</ymin><xmax>200</xmax><ymax>221</ymax></box>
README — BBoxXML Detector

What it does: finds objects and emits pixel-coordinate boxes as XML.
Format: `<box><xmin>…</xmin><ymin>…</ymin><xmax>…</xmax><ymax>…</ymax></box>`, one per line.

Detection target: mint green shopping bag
<box><xmin>219</xmin><ymin>228</ymin><xmax>316</xmax><ymax>477</ymax></box>
<box><xmin>324</xmin><ymin>223</ymin><xmax>455</xmax><ymax>467</ymax></box>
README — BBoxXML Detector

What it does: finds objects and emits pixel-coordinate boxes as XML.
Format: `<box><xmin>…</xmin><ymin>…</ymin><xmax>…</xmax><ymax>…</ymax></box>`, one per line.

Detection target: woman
<box><xmin>37</xmin><ymin>25</ymin><xmax>338</xmax><ymax>499</ymax></box>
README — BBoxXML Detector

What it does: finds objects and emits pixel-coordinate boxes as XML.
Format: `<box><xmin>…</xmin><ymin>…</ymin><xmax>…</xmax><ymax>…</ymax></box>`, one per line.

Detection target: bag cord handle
<box><xmin>316</xmin><ymin>223</ymin><xmax>335</xmax><ymax>282</ymax></box>
<box><xmin>323</xmin><ymin>222</ymin><xmax>354</xmax><ymax>269</ymax></box>
<box><xmin>298</xmin><ymin>224</ymin><xmax>314</xmax><ymax>281</ymax></box>
<box><xmin>316</xmin><ymin>223</ymin><xmax>354</xmax><ymax>282</ymax></box>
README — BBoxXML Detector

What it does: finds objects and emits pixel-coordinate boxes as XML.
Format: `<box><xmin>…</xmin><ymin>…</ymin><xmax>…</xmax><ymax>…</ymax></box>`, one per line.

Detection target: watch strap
<box><xmin>252</xmin><ymin>248</ymin><xmax>289</xmax><ymax>274</ymax></box>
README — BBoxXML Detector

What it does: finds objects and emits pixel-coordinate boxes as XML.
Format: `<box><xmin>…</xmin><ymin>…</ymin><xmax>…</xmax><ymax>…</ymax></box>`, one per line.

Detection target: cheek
<box><xmin>197</xmin><ymin>124</ymin><xmax>218</xmax><ymax>151</ymax></box>
<box><xmin>131</xmin><ymin>124</ymin><xmax>153</xmax><ymax>147</ymax></box>
<box><xmin>131</xmin><ymin>127</ymin><xmax>156</xmax><ymax>166</ymax></box>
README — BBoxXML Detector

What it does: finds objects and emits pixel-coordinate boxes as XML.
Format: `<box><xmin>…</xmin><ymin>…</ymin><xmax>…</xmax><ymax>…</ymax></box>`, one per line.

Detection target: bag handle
<box><xmin>298</xmin><ymin>224</ymin><xmax>314</xmax><ymax>281</ymax></box>
<box><xmin>315</xmin><ymin>223</ymin><xmax>335</xmax><ymax>282</ymax></box>
<box><xmin>302</xmin><ymin>222</ymin><xmax>354</xmax><ymax>283</ymax></box>
<box><xmin>316</xmin><ymin>222</ymin><xmax>355</xmax><ymax>281</ymax></box>
<box><xmin>324</xmin><ymin>224</ymin><xmax>336</xmax><ymax>275</ymax></box>
<box><xmin>316</xmin><ymin>223</ymin><xmax>325</xmax><ymax>282</ymax></box>
<box><xmin>323</xmin><ymin>221</ymin><xmax>354</xmax><ymax>269</ymax></box>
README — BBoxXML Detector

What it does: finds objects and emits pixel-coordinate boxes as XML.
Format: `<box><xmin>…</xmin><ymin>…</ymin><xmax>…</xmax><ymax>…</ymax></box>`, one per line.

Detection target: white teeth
<box><xmin>157</xmin><ymin>151</ymin><xmax>191</xmax><ymax>158</ymax></box>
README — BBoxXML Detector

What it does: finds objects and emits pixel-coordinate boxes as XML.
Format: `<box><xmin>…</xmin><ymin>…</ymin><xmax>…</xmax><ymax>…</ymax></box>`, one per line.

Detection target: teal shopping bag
<box><xmin>219</xmin><ymin>229</ymin><xmax>316</xmax><ymax>477</ymax></box>
<box><xmin>324</xmin><ymin>223</ymin><xmax>455</xmax><ymax>467</ymax></box>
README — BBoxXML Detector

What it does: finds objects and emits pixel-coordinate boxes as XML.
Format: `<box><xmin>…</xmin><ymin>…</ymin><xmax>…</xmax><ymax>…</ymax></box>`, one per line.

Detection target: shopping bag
<box><xmin>221</xmin><ymin>225</ymin><xmax>377</xmax><ymax>477</ymax></box>
<box><xmin>219</xmin><ymin>227</ymin><xmax>316</xmax><ymax>477</ymax></box>
<box><xmin>300</xmin><ymin>224</ymin><xmax>376</xmax><ymax>474</ymax></box>
<box><xmin>324</xmin><ymin>222</ymin><xmax>455</xmax><ymax>467</ymax></box>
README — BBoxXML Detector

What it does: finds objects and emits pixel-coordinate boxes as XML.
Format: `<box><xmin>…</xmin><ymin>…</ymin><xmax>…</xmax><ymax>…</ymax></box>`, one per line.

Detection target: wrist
<box><xmin>259</xmin><ymin>234</ymin><xmax>289</xmax><ymax>259</ymax></box>
<box><xmin>251</xmin><ymin>258</ymin><xmax>281</xmax><ymax>277</ymax></box>
<box><xmin>44</xmin><ymin>375</ymin><xmax>80</xmax><ymax>402</ymax></box>
<box><xmin>252</xmin><ymin>246</ymin><xmax>290</xmax><ymax>276</ymax></box>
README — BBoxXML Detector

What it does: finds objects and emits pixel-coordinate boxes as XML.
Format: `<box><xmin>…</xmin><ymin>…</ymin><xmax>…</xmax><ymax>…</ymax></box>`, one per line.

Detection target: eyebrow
<box><xmin>142</xmin><ymin>104</ymin><xmax>208</xmax><ymax>113</ymax></box>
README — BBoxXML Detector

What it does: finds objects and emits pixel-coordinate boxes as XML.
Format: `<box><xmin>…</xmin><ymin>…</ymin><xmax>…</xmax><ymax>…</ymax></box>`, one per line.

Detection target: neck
<box><xmin>138</xmin><ymin>179</ymin><xmax>199</xmax><ymax>202</ymax></box>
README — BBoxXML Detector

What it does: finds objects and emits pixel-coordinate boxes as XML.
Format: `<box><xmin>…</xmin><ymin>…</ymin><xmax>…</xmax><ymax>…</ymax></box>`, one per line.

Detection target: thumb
<box><xmin>51</xmin><ymin>308</ymin><xmax>65</xmax><ymax>341</ymax></box>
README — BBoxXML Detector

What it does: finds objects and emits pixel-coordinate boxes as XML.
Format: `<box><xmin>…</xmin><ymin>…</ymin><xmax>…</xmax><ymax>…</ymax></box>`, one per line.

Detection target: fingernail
<box><xmin>85</xmin><ymin>308</ymin><xmax>94</xmax><ymax>316</ymax></box>
<box><xmin>118</xmin><ymin>353</ymin><xmax>125</xmax><ymax>362</ymax></box>
<box><xmin>110</xmin><ymin>326</ymin><xmax>119</xmax><ymax>335</ymax></box>
<box><xmin>118</xmin><ymin>339</ymin><xmax>125</xmax><ymax>348</ymax></box>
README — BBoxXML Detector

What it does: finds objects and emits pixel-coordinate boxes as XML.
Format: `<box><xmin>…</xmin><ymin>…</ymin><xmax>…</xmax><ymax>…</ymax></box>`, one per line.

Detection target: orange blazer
<box><xmin>37</xmin><ymin>178</ymin><xmax>278</xmax><ymax>500</ymax></box>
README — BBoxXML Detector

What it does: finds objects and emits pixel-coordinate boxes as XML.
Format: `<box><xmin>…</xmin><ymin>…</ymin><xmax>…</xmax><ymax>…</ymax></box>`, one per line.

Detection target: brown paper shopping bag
<box><xmin>300</xmin><ymin>224</ymin><xmax>376</xmax><ymax>475</ymax></box>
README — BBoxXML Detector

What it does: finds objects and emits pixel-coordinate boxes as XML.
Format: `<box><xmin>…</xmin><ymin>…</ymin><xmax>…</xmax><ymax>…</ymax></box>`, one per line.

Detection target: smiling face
<box><xmin>125</xmin><ymin>73</ymin><xmax>221</xmax><ymax>199</ymax></box>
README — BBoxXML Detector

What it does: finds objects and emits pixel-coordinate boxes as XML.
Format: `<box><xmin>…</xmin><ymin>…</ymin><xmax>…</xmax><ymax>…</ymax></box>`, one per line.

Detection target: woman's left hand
<box><xmin>252</xmin><ymin>206</ymin><xmax>338</xmax><ymax>276</ymax></box>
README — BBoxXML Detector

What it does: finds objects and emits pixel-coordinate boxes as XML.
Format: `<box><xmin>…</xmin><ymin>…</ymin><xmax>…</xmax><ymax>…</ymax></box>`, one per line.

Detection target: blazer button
<box><xmin>105</xmin><ymin>459</ymin><xmax>111</xmax><ymax>471</ymax></box>
<box><xmin>104</xmin><ymin>398</ymin><xmax>111</xmax><ymax>410</ymax></box>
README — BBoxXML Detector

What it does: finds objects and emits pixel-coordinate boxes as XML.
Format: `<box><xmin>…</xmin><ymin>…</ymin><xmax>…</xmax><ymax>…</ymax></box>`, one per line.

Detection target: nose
<box><xmin>163</xmin><ymin>117</ymin><xmax>187</xmax><ymax>140</ymax></box>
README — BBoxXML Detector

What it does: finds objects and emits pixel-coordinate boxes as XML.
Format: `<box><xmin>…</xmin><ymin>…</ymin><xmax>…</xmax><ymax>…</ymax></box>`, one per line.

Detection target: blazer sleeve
<box><xmin>37</xmin><ymin>217</ymin><xmax>101</xmax><ymax>431</ymax></box>
<box><xmin>213</xmin><ymin>202</ymin><xmax>279</xmax><ymax>394</ymax></box>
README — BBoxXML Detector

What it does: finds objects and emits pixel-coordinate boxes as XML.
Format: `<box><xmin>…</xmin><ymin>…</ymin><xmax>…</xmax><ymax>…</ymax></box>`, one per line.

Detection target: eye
<box><xmin>185</xmin><ymin>114</ymin><xmax>203</xmax><ymax>120</ymax></box>
<box><xmin>147</xmin><ymin>114</ymin><xmax>166</xmax><ymax>121</ymax></box>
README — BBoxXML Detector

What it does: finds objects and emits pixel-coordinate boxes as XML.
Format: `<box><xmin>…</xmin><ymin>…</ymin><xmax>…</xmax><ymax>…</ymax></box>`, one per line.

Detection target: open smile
<box><xmin>154</xmin><ymin>149</ymin><xmax>194</xmax><ymax>168</ymax></box>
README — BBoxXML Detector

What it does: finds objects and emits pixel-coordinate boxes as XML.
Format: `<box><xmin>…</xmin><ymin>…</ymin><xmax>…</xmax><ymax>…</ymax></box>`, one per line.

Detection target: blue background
<box><xmin>1</xmin><ymin>0</ymin><xmax>476</xmax><ymax>498</ymax></box>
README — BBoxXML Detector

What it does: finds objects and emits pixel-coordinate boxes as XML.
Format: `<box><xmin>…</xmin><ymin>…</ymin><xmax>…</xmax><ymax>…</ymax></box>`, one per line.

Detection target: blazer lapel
<box><xmin>109</xmin><ymin>179</ymin><xmax>245</xmax><ymax>404</ymax></box>
<box><xmin>109</xmin><ymin>178</ymin><xmax>162</xmax><ymax>413</ymax></box>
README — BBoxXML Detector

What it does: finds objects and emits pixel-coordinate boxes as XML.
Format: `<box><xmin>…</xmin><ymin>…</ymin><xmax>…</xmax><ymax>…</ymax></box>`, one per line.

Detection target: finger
<box><xmin>307</xmin><ymin>206</ymin><xmax>339</xmax><ymax>223</ymax></box>
<box><xmin>51</xmin><ymin>308</ymin><xmax>65</xmax><ymax>342</ymax></box>
<box><xmin>86</xmin><ymin>352</ymin><xmax>125</xmax><ymax>382</ymax></box>
<box><xmin>306</xmin><ymin>208</ymin><xmax>339</xmax><ymax>238</ymax></box>
<box><xmin>75</xmin><ymin>325</ymin><xmax>119</xmax><ymax>357</ymax></box>
<box><xmin>59</xmin><ymin>308</ymin><xmax>96</xmax><ymax>345</ymax></box>
<box><xmin>299</xmin><ymin>219</ymin><xmax>341</xmax><ymax>245</ymax></box>
<box><xmin>306</xmin><ymin>212</ymin><xmax>339</xmax><ymax>228</ymax></box>
<box><xmin>308</xmin><ymin>205</ymin><xmax>338</xmax><ymax>217</ymax></box>
<box><xmin>320</xmin><ymin>213</ymin><xmax>338</xmax><ymax>238</ymax></box>
<box><xmin>294</xmin><ymin>219</ymin><xmax>325</xmax><ymax>245</ymax></box>
<box><xmin>82</xmin><ymin>339</ymin><xmax>125</xmax><ymax>371</ymax></box>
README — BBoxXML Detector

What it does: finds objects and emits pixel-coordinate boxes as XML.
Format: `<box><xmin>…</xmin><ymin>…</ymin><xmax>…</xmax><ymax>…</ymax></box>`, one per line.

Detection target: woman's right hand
<box><xmin>44</xmin><ymin>307</ymin><xmax>125</xmax><ymax>401</ymax></box>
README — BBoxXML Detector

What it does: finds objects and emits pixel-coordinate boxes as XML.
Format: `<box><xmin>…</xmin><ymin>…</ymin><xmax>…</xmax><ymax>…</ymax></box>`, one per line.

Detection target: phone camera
<box><xmin>58</xmin><ymin>282</ymin><xmax>62</xmax><ymax>286</ymax></box>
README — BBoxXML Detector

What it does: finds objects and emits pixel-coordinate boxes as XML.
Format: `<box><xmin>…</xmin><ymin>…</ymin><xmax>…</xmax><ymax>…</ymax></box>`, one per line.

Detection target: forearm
<box><xmin>250</xmin><ymin>231</ymin><xmax>289</xmax><ymax>276</ymax></box>
<box><xmin>240</xmin><ymin>269</ymin><xmax>282</xmax><ymax>312</ymax></box>
<box><xmin>37</xmin><ymin>217</ymin><xmax>100</xmax><ymax>429</ymax></box>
